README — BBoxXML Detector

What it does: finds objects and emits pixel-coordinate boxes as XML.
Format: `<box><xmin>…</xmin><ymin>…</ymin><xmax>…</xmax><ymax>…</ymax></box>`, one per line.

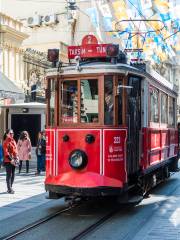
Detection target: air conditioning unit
<box><xmin>27</xmin><ymin>15</ymin><xmax>41</xmax><ymax>27</ymax></box>
<box><xmin>43</xmin><ymin>14</ymin><xmax>58</xmax><ymax>25</ymax></box>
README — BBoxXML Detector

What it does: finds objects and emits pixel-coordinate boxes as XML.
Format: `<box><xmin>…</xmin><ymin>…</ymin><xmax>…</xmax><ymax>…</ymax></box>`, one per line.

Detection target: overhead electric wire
<box><xmin>126</xmin><ymin>0</ymin><xmax>162</xmax><ymax>34</ymax></box>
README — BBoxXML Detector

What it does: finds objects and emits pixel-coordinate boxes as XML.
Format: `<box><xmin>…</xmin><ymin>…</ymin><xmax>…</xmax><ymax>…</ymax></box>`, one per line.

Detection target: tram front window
<box><xmin>80</xmin><ymin>79</ymin><xmax>98</xmax><ymax>123</ymax></box>
<box><xmin>104</xmin><ymin>76</ymin><xmax>114</xmax><ymax>125</ymax></box>
<box><xmin>61</xmin><ymin>80</ymin><xmax>78</xmax><ymax>123</ymax></box>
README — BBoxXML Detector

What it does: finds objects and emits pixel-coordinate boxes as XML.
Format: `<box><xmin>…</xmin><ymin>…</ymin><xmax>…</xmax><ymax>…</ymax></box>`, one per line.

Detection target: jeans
<box><xmin>19</xmin><ymin>160</ymin><xmax>29</xmax><ymax>173</ymax></box>
<box><xmin>5</xmin><ymin>163</ymin><xmax>15</xmax><ymax>191</ymax></box>
<box><xmin>37</xmin><ymin>155</ymin><xmax>45</xmax><ymax>173</ymax></box>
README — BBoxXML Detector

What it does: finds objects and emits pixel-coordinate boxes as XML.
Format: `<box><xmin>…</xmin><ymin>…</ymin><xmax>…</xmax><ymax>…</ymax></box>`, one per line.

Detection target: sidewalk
<box><xmin>0</xmin><ymin>166</ymin><xmax>50</xmax><ymax>221</ymax></box>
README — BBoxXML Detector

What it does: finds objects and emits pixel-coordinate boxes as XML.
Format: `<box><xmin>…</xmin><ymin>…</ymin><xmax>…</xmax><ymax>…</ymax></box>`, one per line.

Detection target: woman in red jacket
<box><xmin>3</xmin><ymin>129</ymin><xmax>18</xmax><ymax>194</ymax></box>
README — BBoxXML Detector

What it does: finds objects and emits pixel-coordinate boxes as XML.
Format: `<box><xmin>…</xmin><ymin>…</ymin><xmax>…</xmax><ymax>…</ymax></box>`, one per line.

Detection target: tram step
<box><xmin>117</xmin><ymin>194</ymin><xmax>143</xmax><ymax>204</ymax></box>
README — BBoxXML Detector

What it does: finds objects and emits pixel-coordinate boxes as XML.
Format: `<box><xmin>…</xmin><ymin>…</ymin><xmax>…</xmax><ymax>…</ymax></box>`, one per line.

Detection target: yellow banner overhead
<box><xmin>112</xmin><ymin>1</ymin><xmax>128</xmax><ymax>20</ymax></box>
<box><xmin>154</xmin><ymin>0</ymin><xmax>169</xmax><ymax>9</ymax></box>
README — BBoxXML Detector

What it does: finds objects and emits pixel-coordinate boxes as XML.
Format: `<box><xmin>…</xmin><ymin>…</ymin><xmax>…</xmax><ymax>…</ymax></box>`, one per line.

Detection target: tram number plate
<box><xmin>114</xmin><ymin>136</ymin><xmax>121</xmax><ymax>144</ymax></box>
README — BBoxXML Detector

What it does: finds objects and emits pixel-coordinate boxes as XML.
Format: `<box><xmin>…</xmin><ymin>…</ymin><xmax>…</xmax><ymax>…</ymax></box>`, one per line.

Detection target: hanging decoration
<box><xmin>85</xmin><ymin>0</ymin><xmax>180</xmax><ymax>63</ymax></box>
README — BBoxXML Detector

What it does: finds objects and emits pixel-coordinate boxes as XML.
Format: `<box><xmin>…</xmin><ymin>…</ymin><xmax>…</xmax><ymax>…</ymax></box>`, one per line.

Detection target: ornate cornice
<box><xmin>0</xmin><ymin>12</ymin><xmax>23</xmax><ymax>26</ymax></box>
<box><xmin>1</xmin><ymin>42</ymin><xmax>24</xmax><ymax>53</ymax></box>
<box><xmin>0</xmin><ymin>25</ymin><xmax>29</xmax><ymax>41</ymax></box>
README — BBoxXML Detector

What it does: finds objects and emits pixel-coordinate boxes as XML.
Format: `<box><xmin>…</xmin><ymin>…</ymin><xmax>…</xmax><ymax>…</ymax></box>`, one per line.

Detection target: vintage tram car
<box><xmin>45</xmin><ymin>36</ymin><xmax>179</xmax><ymax>201</ymax></box>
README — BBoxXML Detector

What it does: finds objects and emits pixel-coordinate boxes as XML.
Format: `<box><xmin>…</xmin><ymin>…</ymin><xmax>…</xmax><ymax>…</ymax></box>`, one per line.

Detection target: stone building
<box><xmin>0</xmin><ymin>12</ymin><xmax>47</xmax><ymax>140</ymax></box>
<box><xmin>0</xmin><ymin>12</ymin><xmax>28</xmax><ymax>93</ymax></box>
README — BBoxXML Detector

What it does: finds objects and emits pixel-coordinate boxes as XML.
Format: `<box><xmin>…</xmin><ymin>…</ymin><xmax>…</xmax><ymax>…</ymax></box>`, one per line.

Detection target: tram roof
<box><xmin>46</xmin><ymin>61</ymin><xmax>178</xmax><ymax>95</ymax></box>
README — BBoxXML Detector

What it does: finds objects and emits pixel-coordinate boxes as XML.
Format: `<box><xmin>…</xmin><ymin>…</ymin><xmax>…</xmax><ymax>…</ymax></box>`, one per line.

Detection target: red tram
<box><xmin>45</xmin><ymin>35</ymin><xmax>179</xmax><ymax>201</ymax></box>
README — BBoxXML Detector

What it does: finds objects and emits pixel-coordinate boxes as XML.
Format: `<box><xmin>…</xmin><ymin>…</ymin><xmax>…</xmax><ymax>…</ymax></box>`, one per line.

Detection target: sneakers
<box><xmin>7</xmin><ymin>189</ymin><xmax>15</xmax><ymax>194</ymax></box>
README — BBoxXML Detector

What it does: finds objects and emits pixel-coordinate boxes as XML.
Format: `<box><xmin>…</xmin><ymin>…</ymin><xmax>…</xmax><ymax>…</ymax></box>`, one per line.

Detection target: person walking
<box><xmin>35</xmin><ymin>130</ymin><xmax>46</xmax><ymax>175</ymax></box>
<box><xmin>3</xmin><ymin>129</ymin><xmax>18</xmax><ymax>194</ymax></box>
<box><xmin>0</xmin><ymin>140</ymin><xmax>3</xmax><ymax>169</ymax></box>
<box><xmin>17</xmin><ymin>131</ymin><xmax>32</xmax><ymax>174</ymax></box>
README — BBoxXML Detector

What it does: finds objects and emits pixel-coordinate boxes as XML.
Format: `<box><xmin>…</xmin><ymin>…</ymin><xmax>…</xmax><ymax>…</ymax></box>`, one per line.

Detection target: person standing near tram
<box><xmin>3</xmin><ymin>129</ymin><xmax>19</xmax><ymax>194</ymax></box>
<box><xmin>17</xmin><ymin>131</ymin><xmax>32</xmax><ymax>174</ymax></box>
<box><xmin>35</xmin><ymin>130</ymin><xmax>46</xmax><ymax>175</ymax></box>
<box><xmin>0</xmin><ymin>140</ymin><xmax>3</xmax><ymax>169</ymax></box>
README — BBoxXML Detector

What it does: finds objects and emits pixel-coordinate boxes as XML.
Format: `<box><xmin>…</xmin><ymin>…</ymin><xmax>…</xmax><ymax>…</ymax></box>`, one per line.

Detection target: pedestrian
<box><xmin>3</xmin><ymin>129</ymin><xmax>19</xmax><ymax>194</ymax></box>
<box><xmin>17</xmin><ymin>131</ymin><xmax>32</xmax><ymax>174</ymax></box>
<box><xmin>35</xmin><ymin>130</ymin><xmax>46</xmax><ymax>175</ymax></box>
<box><xmin>0</xmin><ymin>140</ymin><xmax>3</xmax><ymax>168</ymax></box>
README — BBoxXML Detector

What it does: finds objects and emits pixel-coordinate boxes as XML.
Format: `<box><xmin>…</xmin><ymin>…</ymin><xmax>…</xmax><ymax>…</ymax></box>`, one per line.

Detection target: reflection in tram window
<box><xmin>61</xmin><ymin>80</ymin><xmax>78</xmax><ymax>123</ymax></box>
<box><xmin>104</xmin><ymin>76</ymin><xmax>114</xmax><ymax>125</ymax></box>
<box><xmin>169</xmin><ymin>97</ymin><xmax>175</xmax><ymax>126</ymax></box>
<box><xmin>49</xmin><ymin>79</ymin><xmax>55</xmax><ymax>126</ymax></box>
<box><xmin>80</xmin><ymin>79</ymin><xmax>98</xmax><ymax>123</ymax></box>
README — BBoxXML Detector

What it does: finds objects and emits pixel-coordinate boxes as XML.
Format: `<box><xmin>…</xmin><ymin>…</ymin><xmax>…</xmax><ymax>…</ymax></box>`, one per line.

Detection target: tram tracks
<box><xmin>0</xmin><ymin>203</ymin><xmax>77</xmax><ymax>240</ymax></box>
<box><xmin>1</xmin><ymin>177</ymin><xmax>178</xmax><ymax>240</ymax></box>
<box><xmin>0</xmin><ymin>199</ymin><xmax>122</xmax><ymax>240</ymax></box>
<box><xmin>71</xmin><ymin>178</ymin><xmax>180</xmax><ymax>240</ymax></box>
<box><xmin>71</xmin><ymin>207</ymin><xmax>119</xmax><ymax>240</ymax></box>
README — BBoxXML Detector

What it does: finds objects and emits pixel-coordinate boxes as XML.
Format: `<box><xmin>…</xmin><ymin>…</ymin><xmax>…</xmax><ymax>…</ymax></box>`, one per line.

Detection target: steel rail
<box><xmin>71</xmin><ymin>176</ymin><xmax>179</xmax><ymax>240</ymax></box>
<box><xmin>0</xmin><ymin>205</ymin><xmax>76</xmax><ymax>240</ymax></box>
<box><xmin>71</xmin><ymin>207</ymin><xmax>120</xmax><ymax>240</ymax></box>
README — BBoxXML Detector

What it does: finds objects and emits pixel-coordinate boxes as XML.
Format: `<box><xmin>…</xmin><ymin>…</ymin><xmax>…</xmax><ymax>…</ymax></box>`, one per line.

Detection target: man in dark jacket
<box><xmin>35</xmin><ymin>130</ymin><xmax>46</xmax><ymax>175</ymax></box>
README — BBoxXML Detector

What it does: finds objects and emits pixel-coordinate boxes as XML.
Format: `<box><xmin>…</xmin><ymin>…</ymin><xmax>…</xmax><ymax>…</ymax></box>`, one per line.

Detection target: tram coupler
<box><xmin>65</xmin><ymin>196</ymin><xmax>84</xmax><ymax>206</ymax></box>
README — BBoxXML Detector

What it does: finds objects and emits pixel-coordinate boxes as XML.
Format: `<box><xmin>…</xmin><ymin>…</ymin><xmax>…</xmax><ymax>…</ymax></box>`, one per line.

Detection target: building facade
<box><xmin>0</xmin><ymin>12</ymin><xmax>28</xmax><ymax>90</ymax></box>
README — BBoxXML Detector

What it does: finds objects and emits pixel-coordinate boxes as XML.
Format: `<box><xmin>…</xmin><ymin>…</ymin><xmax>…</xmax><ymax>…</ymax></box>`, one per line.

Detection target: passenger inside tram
<box><xmin>104</xmin><ymin>76</ymin><xmax>114</xmax><ymax>125</ymax></box>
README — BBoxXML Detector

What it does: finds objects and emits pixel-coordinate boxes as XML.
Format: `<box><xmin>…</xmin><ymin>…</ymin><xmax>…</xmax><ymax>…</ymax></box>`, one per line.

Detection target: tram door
<box><xmin>126</xmin><ymin>76</ymin><xmax>141</xmax><ymax>175</ymax></box>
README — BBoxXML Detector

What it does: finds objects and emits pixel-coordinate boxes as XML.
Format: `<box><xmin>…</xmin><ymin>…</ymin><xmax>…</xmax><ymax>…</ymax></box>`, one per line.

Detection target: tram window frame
<box><xmin>47</xmin><ymin>78</ymin><xmax>56</xmax><ymax>127</ymax></box>
<box><xmin>80</xmin><ymin>78</ymin><xmax>99</xmax><ymax>124</ymax></box>
<box><xmin>160</xmin><ymin>92</ymin><xmax>168</xmax><ymax>125</ymax></box>
<box><xmin>168</xmin><ymin>96</ymin><xmax>175</xmax><ymax>127</ymax></box>
<box><xmin>103</xmin><ymin>74</ymin><xmax>124</xmax><ymax>126</ymax></box>
<box><xmin>149</xmin><ymin>86</ymin><xmax>159</xmax><ymax>126</ymax></box>
<box><xmin>59</xmin><ymin>76</ymin><xmax>102</xmax><ymax>126</ymax></box>
<box><xmin>104</xmin><ymin>75</ymin><xmax>114</xmax><ymax>125</ymax></box>
<box><xmin>60</xmin><ymin>79</ymin><xmax>78</xmax><ymax>124</ymax></box>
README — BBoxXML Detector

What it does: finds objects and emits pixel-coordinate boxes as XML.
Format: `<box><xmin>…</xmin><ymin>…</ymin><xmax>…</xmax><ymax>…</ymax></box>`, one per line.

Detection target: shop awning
<box><xmin>0</xmin><ymin>72</ymin><xmax>25</xmax><ymax>100</ymax></box>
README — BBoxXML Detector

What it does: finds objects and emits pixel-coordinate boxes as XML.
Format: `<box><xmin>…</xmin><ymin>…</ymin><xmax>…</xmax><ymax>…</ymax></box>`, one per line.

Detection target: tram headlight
<box><xmin>69</xmin><ymin>150</ymin><xmax>88</xmax><ymax>170</ymax></box>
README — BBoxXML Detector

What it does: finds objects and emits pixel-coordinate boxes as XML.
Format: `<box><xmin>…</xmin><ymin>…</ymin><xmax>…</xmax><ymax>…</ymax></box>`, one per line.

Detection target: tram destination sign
<box><xmin>68</xmin><ymin>44</ymin><xmax>109</xmax><ymax>59</ymax></box>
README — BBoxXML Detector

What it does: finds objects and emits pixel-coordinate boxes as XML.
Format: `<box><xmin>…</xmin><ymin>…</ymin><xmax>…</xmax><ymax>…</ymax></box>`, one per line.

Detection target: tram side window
<box><xmin>118</xmin><ymin>79</ymin><xmax>122</xmax><ymax>125</ymax></box>
<box><xmin>80</xmin><ymin>79</ymin><xmax>98</xmax><ymax>123</ymax></box>
<box><xmin>49</xmin><ymin>80</ymin><xmax>55</xmax><ymax>126</ymax></box>
<box><xmin>61</xmin><ymin>80</ymin><xmax>78</xmax><ymax>123</ymax></box>
<box><xmin>150</xmin><ymin>88</ymin><xmax>159</xmax><ymax>123</ymax></box>
<box><xmin>161</xmin><ymin>93</ymin><xmax>168</xmax><ymax>124</ymax></box>
<box><xmin>169</xmin><ymin>97</ymin><xmax>175</xmax><ymax>126</ymax></box>
<box><xmin>104</xmin><ymin>76</ymin><xmax>114</xmax><ymax>125</ymax></box>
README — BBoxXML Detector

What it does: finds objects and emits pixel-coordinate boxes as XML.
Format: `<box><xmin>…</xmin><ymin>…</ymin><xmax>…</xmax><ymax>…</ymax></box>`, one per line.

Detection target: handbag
<box><xmin>28</xmin><ymin>153</ymin><xmax>31</xmax><ymax>160</ymax></box>
<box><xmin>11</xmin><ymin>158</ymin><xmax>19</xmax><ymax>167</ymax></box>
